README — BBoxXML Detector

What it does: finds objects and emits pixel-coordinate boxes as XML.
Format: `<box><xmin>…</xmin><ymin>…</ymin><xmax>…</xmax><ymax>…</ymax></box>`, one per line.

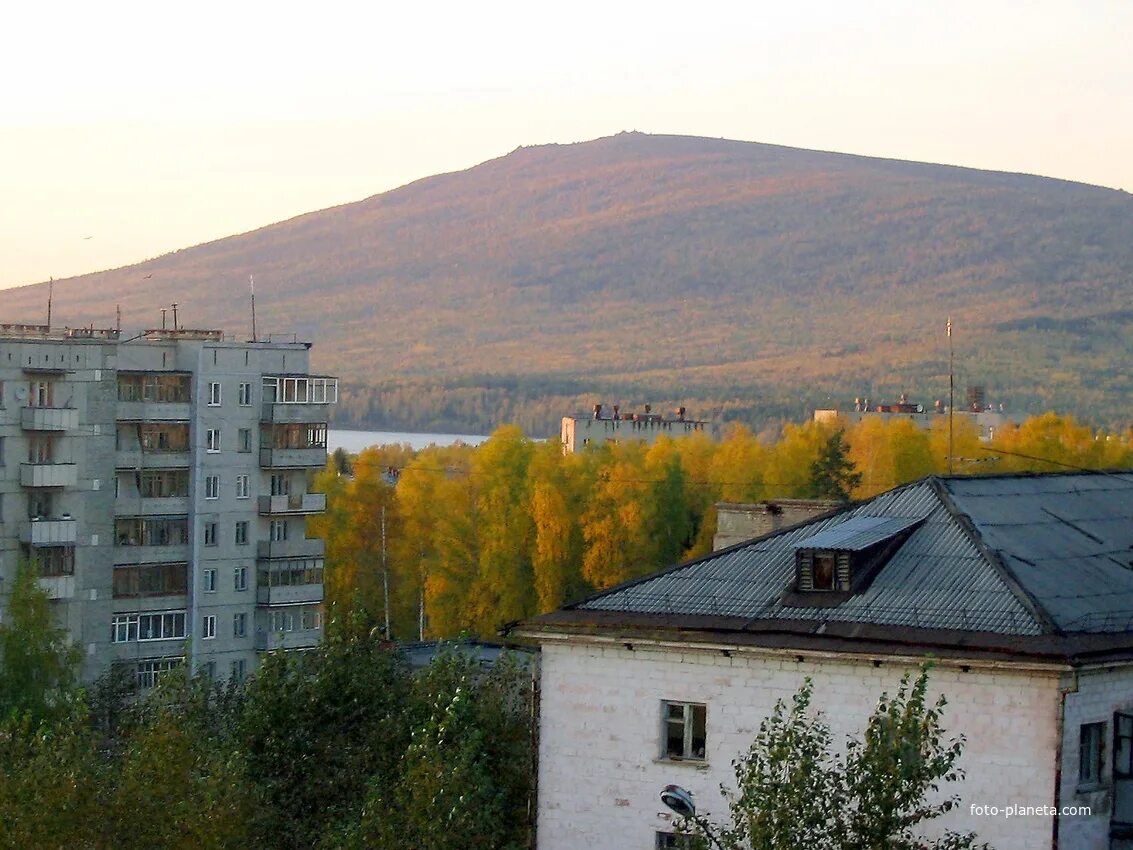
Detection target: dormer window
<box><xmin>788</xmin><ymin>515</ymin><xmax>925</xmax><ymax>605</ymax></box>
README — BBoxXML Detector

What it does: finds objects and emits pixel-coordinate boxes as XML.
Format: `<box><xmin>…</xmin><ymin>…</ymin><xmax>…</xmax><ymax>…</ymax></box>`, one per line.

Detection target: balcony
<box><xmin>114</xmin><ymin>496</ymin><xmax>190</xmax><ymax>517</ymax></box>
<box><xmin>261</xmin><ymin>402</ymin><xmax>333</xmax><ymax>425</ymax></box>
<box><xmin>256</xmin><ymin>538</ymin><xmax>326</xmax><ymax>561</ymax></box>
<box><xmin>259</xmin><ymin>447</ymin><xmax>327</xmax><ymax>469</ymax></box>
<box><xmin>257</xmin><ymin>492</ymin><xmax>327</xmax><ymax>515</ymax></box>
<box><xmin>115</xmin><ymin>450</ymin><xmax>191</xmax><ymax>470</ymax></box>
<box><xmin>21</xmin><ymin>406</ymin><xmax>78</xmax><ymax>431</ymax></box>
<box><xmin>257</xmin><ymin>583</ymin><xmax>324</xmax><ymax>606</ymax></box>
<box><xmin>21</xmin><ymin>518</ymin><xmax>78</xmax><ymax>546</ymax></box>
<box><xmin>115</xmin><ymin>401</ymin><xmax>191</xmax><ymax>423</ymax></box>
<box><xmin>254</xmin><ymin>628</ymin><xmax>322</xmax><ymax>652</ymax></box>
<box><xmin>37</xmin><ymin>576</ymin><xmax>76</xmax><ymax>600</ymax></box>
<box><xmin>20</xmin><ymin>463</ymin><xmax>78</xmax><ymax>488</ymax></box>
<box><xmin>112</xmin><ymin>545</ymin><xmax>191</xmax><ymax>566</ymax></box>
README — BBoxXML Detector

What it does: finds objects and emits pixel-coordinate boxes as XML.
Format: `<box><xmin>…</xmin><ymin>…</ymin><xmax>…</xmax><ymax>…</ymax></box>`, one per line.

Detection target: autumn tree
<box><xmin>807</xmin><ymin>431</ymin><xmax>863</xmax><ymax>502</ymax></box>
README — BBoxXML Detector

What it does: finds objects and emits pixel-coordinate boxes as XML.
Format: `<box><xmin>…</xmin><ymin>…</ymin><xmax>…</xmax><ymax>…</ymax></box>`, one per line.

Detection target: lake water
<box><xmin>328</xmin><ymin>429</ymin><xmax>491</xmax><ymax>454</ymax></box>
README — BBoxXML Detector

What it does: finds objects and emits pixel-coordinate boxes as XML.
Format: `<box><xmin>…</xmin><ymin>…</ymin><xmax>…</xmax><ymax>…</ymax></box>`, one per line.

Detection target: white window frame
<box><xmin>233</xmin><ymin>612</ymin><xmax>247</xmax><ymax>638</ymax></box>
<box><xmin>202</xmin><ymin>614</ymin><xmax>216</xmax><ymax>640</ymax></box>
<box><xmin>205</xmin><ymin>475</ymin><xmax>220</xmax><ymax>500</ymax></box>
<box><xmin>203</xmin><ymin>568</ymin><xmax>217</xmax><ymax>592</ymax></box>
<box><xmin>206</xmin><ymin>428</ymin><xmax>221</xmax><ymax>453</ymax></box>
<box><xmin>113</xmin><ymin>610</ymin><xmax>186</xmax><ymax>643</ymax></box>
<box><xmin>661</xmin><ymin>700</ymin><xmax>707</xmax><ymax>762</ymax></box>
<box><xmin>235</xmin><ymin>474</ymin><xmax>249</xmax><ymax>499</ymax></box>
<box><xmin>234</xmin><ymin>521</ymin><xmax>249</xmax><ymax>546</ymax></box>
<box><xmin>270</xmin><ymin>519</ymin><xmax>289</xmax><ymax>542</ymax></box>
<box><xmin>234</xmin><ymin>566</ymin><xmax>248</xmax><ymax>591</ymax></box>
<box><xmin>238</xmin><ymin>382</ymin><xmax>253</xmax><ymax>406</ymax></box>
<box><xmin>238</xmin><ymin>428</ymin><xmax>252</xmax><ymax>453</ymax></box>
<box><xmin>204</xmin><ymin>521</ymin><xmax>218</xmax><ymax>546</ymax></box>
<box><xmin>207</xmin><ymin>381</ymin><xmax>222</xmax><ymax>406</ymax></box>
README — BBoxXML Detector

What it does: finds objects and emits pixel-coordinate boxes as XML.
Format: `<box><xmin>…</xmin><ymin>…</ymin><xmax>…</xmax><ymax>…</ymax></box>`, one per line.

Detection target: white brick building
<box><xmin>514</xmin><ymin>472</ymin><xmax>1133</xmax><ymax>850</ymax></box>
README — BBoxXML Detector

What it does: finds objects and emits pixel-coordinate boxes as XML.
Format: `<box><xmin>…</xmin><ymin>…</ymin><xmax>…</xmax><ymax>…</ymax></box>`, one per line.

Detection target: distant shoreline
<box><xmin>328</xmin><ymin>429</ymin><xmax>490</xmax><ymax>454</ymax></box>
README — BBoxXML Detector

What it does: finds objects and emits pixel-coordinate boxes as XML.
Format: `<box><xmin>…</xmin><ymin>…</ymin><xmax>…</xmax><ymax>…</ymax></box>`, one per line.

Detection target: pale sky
<box><xmin>2</xmin><ymin>0</ymin><xmax>1131</xmax><ymax>291</ymax></box>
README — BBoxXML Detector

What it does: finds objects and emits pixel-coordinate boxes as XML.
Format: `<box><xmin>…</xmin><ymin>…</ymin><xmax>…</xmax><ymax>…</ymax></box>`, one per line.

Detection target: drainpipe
<box><xmin>1054</xmin><ymin>669</ymin><xmax>1080</xmax><ymax>850</ymax></box>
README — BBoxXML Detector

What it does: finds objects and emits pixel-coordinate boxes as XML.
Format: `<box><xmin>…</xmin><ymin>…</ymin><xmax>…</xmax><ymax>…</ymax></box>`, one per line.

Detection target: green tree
<box><xmin>682</xmin><ymin>669</ymin><xmax>990</xmax><ymax>850</ymax></box>
<box><xmin>0</xmin><ymin>559</ymin><xmax>82</xmax><ymax>724</ymax></box>
<box><xmin>807</xmin><ymin>431</ymin><xmax>863</xmax><ymax>503</ymax></box>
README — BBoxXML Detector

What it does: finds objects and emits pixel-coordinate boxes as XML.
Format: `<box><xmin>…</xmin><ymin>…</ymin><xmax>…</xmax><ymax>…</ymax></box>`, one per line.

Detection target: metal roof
<box><xmin>574</xmin><ymin>472</ymin><xmax>1133</xmax><ymax>638</ymax></box>
<box><xmin>791</xmin><ymin>515</ymin><xmax>923</xmax><ymax>552</ymax></box>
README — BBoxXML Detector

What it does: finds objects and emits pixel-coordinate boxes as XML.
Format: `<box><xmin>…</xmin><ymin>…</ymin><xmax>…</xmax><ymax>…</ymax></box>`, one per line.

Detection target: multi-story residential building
<box><xmin>814</xmin><ymin>389</ymin><xmax>1014</xmax><ymax>442</ymax></box>
<box><xmin>561</xmin><ymin>403</ymin><xmax>719</xmax><ymax>454</ymax></box>
<box><xmin>0</xmin><ymin>322</ymin><xmax>335</xmax><ymax>688</ymax></box>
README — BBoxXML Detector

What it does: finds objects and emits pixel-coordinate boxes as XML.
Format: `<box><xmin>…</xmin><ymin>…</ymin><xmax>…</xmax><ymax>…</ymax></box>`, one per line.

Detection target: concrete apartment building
<box><xmin>0</xmin><ymin>322</ymin><xmax>335</xmax><ymax>687</ymax></box>
<box><xmin>561</xmin><ymin>404</ymin><xmax>719</xmax><ymax>454</ymax></box>
<box><xmin>814</xmin><ymin>389</ymin><xmax>1013</xmax><ymax>442</ymax></box>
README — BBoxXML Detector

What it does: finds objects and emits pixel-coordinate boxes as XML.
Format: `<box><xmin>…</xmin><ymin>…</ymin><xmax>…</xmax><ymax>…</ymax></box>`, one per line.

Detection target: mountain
<box><xmin>2</xmin><ymin>132</ymin><xmax>1131</xmax><ymax>433</ymax></box>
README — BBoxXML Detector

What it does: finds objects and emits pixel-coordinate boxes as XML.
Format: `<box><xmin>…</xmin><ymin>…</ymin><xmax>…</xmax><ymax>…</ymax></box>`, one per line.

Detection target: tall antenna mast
<box><xmin>250</xmin><ymin>275</ymin><xmax>258</xmax><ymax>342</ymax></box>
<box><xmin>171</xmin><ymin>302</ymin><xmax>179</xmax><ymax>331</ymax></box>
<box><xmin>47</xmin><ymin>277</ymin><xmax>53</xmax><ymax>328</ymax></box>
<box><xmin>947</xmin><ymin>317</ymin><xmax>954</xmax><ymax>475</ymax></box>
<box><xmin>116</xmin><ymin>304</ymin><xmax>121</xmax><ymax>332</ymax></box>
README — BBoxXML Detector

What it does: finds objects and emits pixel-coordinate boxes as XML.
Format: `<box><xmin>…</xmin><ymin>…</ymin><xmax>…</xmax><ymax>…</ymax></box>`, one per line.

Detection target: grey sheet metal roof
<box><xmin>573</xmin><ymin>472</ymin><xmax>1133</xmax><ymax>638</ymax></box>
<box><xmin>791</xmin><ymin>515</ymin><xmax>923</xmax><ymax>552</ymax></box>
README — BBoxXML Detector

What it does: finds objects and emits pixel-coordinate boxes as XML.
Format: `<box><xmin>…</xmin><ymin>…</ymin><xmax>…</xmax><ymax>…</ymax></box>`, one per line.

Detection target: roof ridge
<box><xmin>928</xmin><ymin>477</ymin><xmax>1060</xmax><ymax>635</ymax></box>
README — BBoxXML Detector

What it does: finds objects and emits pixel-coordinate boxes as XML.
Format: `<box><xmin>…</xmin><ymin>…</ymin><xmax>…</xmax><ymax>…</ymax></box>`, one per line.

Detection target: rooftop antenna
<box><xmin>161</xmin><ymin>307</ymin><xmax>167</xmax><ymax>330</ymax></box>
<box><xmin>47</xmin><ymin>277</ymin><xmax>53</xmax><ymax>328</ymax></box>
<box><xmin>116</xmin><ymin>304</ymin><xmax>121</xmax><ymax>333</ymax></box>
<box><xmin>250</xmin><ymin>275</ymin><xmax>258</xmax><ymax>342</ymax></box>
<box><xmin>171</xmin><ymin>302</ymin><xmax>179</xmax><ymax>331</ymax></box>
<box><xmin>947</xmin><ymin>317</ymin><xmax>954</xmax><ymax>475</ymax></box>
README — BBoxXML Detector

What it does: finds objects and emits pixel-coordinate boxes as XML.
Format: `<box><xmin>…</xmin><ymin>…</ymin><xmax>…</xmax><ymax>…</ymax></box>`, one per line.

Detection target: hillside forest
<box><xmin>312</xmin><ymin>412</ymin><xmax>1133</xmax><ymax>640</ymax></box>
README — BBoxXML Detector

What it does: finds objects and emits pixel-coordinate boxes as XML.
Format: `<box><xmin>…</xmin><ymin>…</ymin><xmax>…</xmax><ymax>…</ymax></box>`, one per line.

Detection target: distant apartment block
<box><xmin>0</xmin><ymin>322</ymin><xmax>336</xmax><ymax>688</ymax></box>
<box><xmin>560</xmin><ymin>403</ymin><xmax>719</xmax><ymax>454</ymax></box>
<box><xmin>814</xmin><ymin>388</ymin><xmax>1013</xmax><ymax>442</ymax></box>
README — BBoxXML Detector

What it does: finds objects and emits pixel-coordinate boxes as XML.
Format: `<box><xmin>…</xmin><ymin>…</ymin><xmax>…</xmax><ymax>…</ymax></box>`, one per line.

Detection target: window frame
<box><xmin>207</xmin><ymin>381</ymin><xmax>222</xmax><ymax>406</ymax></box>
<box><xmin>202</xmin><ymin>614</ymin><xmax>217</xmax><ymax>640</ymax></box>
<box><xmin>205</xmin><ymin>474</ymin><xmax>220</xmax><ymax>500</ymax></box>
<box><xmin>206</xmin><ymin>428</ymin><xmax>221</xmax><ymax>453</ymax></box>
<box><xmin>661</xmin><ymin>700</ymin><xmax>707</xmax><ymax>762</ymax></box>
<box><xmin>235</xmin><ymin>474</ymin><xmax>249</xmax><ymax>499</ymax></box>
<box><xmin>1080</xmin><ymin>721</ymin><xmax>1106</xmax><ymax>789</ymax></box>
<box><xmin>238</xmin><ymin>382</ymin><xmax>253</xmax><ymax>406</ymax></box>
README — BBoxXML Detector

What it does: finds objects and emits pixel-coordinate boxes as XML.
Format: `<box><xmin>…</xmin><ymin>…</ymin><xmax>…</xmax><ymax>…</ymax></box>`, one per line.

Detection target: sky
<box><xmin>2</xmin><ymin>0</ymin><xmax>1131</xmax><ymax>291</ymax></box>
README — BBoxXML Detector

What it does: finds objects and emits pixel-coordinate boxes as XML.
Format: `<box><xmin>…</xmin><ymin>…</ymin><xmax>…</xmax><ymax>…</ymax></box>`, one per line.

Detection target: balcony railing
<box><xmin>259</xmin><ymin>447</ymin><xmax>327</xmax><ymax>469</ymax></box>
<box><xmin>257</xmin><ymin>493</ymin><xmax>327</xmax><ymax>515</ymax></box>
<box><xmin>21</xmin><ymin>518</ymin><xmax>78</xmax><ymax>546</ymax></box>
<box><xmin>261</xmin><ymin>402</ymin><xmax>333</xmax><ymax>425</ymax></box>
<box><xmin>254</xmin><ymin>628</ymin><xmax>322</xmax><ymax>651</ymax></box>
<box><xmin>37</xmin><ymin>576</ymin><xmax>76</xmax><ymax>600</ymax></box>
<box><xmin>113</xmin><ymin>496</ymin><xmax>190</xmax><ymax>516</ymax></box>
<box><xmin>21</xmin><ymin>406</ymin><xmax>78</xmax><ymax>431</ymax></box>
<box><xmin>116</xmin><ymin>400</ymin><xmax>191</xmax><ymax>423</ymax></box>
<box><xmin>116</xmin><ymin>450</ymin><xmax>191</xmax><ymax>469</ymax></box>
<box><xmin>20</xmin><ymin>463</ymin><xmax>78</xmax><ymax>488</ymax></box>
<box><xmin>256</xmin><ymin>583</ymin><xmax>324</xmax><ymax>606</ymax></box>
<box><xmin>256</xmin><ymin>538</ymin><xmax>326</xmax><ymax>560</ymax></box>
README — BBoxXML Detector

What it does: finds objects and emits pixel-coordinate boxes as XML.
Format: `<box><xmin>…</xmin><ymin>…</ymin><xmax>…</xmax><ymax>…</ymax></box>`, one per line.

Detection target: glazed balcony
<box><xmin>258</xmin><ymin>447</ymin><xmax>327</xmax><ymax>469</ymax></box>
<box><xmin>256</xmin><ymin>583</ymin><xmax>324</xmax><ymax>606</ymax></box>
<box><xmin>261</xmin><ymin>402</ymin><xmax>333</xmax><ymax>425</ymax></box>
<box><xmin>37</xmin><ymin>576</ymin><xmax>76</xmax><ymax>600</ymax></box>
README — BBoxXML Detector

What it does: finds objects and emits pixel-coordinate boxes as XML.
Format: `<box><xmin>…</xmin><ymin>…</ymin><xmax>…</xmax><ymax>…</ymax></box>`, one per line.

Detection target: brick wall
<box><xmin>536</xmin><ymin>639</ymin><xmax>1062</xmax><ymax>850</ymax></box>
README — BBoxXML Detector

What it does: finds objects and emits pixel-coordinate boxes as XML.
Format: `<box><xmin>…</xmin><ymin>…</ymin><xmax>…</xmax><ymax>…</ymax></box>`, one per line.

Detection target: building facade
<box><xmin>561</xmin><ymin>404</ymin><xmax>719</xmax><ymax>454</ymax></box>
<box><xmin>516</xmin><ymin>472</ymin><xmax>1133</xmax><ymax>850</ymax></box>
<box><xmin>0</xmin><ymin>323</ymin><xmax>335</xmax><ymax>687</ymax></box>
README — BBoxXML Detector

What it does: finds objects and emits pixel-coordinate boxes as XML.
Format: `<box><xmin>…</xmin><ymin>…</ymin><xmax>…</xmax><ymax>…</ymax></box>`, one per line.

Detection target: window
<box><xmin>113</xmin><ymin>563</ymin><xmax>188</xmax><ymax>598</ymax></box>
<box><xmin>204</xmin><ymin>522</ymin><xmax>218</xmax><ymax>546</ymax></box>
<box><xmin>234</xmin><ymin>521</ymin><xmax>249</xmax><ymax>546</ymax></box>
<box><xmin>235</xmin><ymin>474</ymin><xmax>249</xmax><ymax>499</ymax></box>
<box><xmin>812</xmin><ymin>554</ymin><xmax>836</xmax><ymax>591</ymax></box>
<box><xmin>30</xmin><ymin>545</ymin><xmax>75</xmax><ymax>577</ymax></box>
<box><xmin>267</xmin><ymin>605</ymin><xmax>322</xmax><ymax>632</ymax></box>
<box><xmin>656</xmin><ymin>833</ymin><xmax>695</xmax><ymax>850</ymax></box>
<box><xmin>238</xmin><ymin>382</ymin><xmax>252</xmax><ymax>406</ymax></box>
<box><xmin>1116</xmin><ymin>713</ymin><xmax>1133</xmax><ymax>780</ymax></box>
<box><xmin>205</xmin><ymin>475</ymin><xmax>220</xmax><ymax>499</ymax></box>
<box><xmin>28</xmin><ymin>434</ymin><xmax>54</xmax><ymax>464</ymax></box>
<box><xmin>234</xmin><ymin>566</ymin><xmax>248</xmax><ymax>591</ymax></box>
<box><xmin>662</xmin><ymin>701</ymin><xmax>707</xmax><ymax>761</ymax></box>
<box><xmin>270</xmin><ymin>474</ymin><xmax>291</xmax><ymax>496</ymax></box>
<box><xmin>138</xmin><ymin>423</ymin><xmax>190</xmax><ymax>452</ymax></box>
<box><xmin>115</xmin><ymin>517</ymin><xmax>189</xmax><ymax>547</ymax></box>
<box><xmin>233</xmin><ymin>612</ymin><xmax>247</xmax><ymax>638</ymax></box>
<box><xmin>1081</xmin><ymin>722</ymin><xmax>1106</xmax><ymax>787</ymax></box>
<box><xmin>29</xmin><ymin>379</ymin><xmax>54</xmax><ymax>407</ymax></box>
<box><xmin>270</xmin><ymin>520</ymin><xmax>289</xmax><ymax>542</ymax></box>
<box><xmin>208</xmin><ymin>381</ymin><xmax>222</xmax><ymax>406</ymax></box>
<box><xmin>206</xmin><ymin>428</ymin><xmax>221</xmax><ymax>453</ymax></box>
<box><xmin>112</xmin><ymin>611</ymin><xmax>186</xmax><ymax>643</ymax></box>
<box><xmin>231</xmin><ymin>659</ymin><xmax>247</xmax><ymax>684</ymax></box>
<box><xmin>202</xmin><ymin>615</ymin><xmax>216</xmax><ymax>639</ymax></box>
<box><xmin>258</xmin><ymin>558</ymin><xmax>323</xmax><ymax>588</ymax></box>
<box><xmin>203</xmin><ymin>568</ymin><xmax>217</xmax><ymax>592</ymax></box>
<box><xmin>135</xmin><ymin>658</ymin><xmax>183</xmax><ymax>690</ymax></box>
<box><xmin>139</xmin><ymin>469</ymin><xmax>190</xmax><ymax>498</ymax></box>
<box><xmin>117</xmin><ymin>373</ymin><xmax>190</xmax><ymax>402</ymax></box>
<box><xmin>238</xmin><ymin>428</ymin><xmax>252</xmax><ymax>452</ymax></box>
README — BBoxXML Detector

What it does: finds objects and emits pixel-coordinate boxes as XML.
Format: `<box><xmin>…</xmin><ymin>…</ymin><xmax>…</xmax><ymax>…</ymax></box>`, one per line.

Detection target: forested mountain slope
<box><xmin>3</xmin><ymin>132</ymin><xmax>1130</xmax><ymax>432</ymax></box>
